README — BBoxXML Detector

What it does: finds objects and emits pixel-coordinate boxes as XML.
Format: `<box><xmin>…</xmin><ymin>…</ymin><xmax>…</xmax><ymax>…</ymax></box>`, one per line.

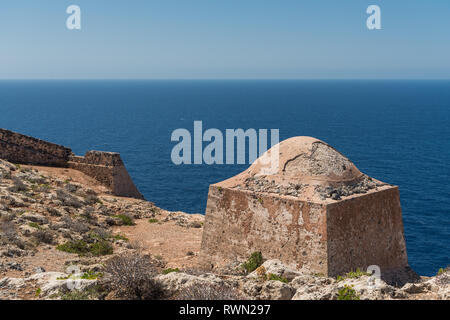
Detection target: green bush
<box><xmin>337</xmin><ymin>285</ymin><xmax>360</xmax><ymax>300</ymax></box>
<box><xmin>116</xmin><ymin>214</ymin><xmax>135</xmax><ymax>226</ymax></box>
<box><xmin>437</xmin><ymin>267</ymin><xmax>448</xmax><ymax>275</ymax></box>
<box><xmin>81</xmin><ymin>270</ymin><xmax>103</xmax><ymax>280</ymax></box>
<box><xmin>90</xmin><ymin>241</ymin><xmax>113</xmax><ymax>256</ymax></box>
<box><xmin>148</xmin><ymin>218</ymin><xmax>159</xmax><ymax>224</ymax></box>
<box><xmin>267</xmin><ymin>273</ymin><xmax>288</xmax><ymax>283</ymax></box>
<box><xmin>28</xmin><ymin>222</ymin><xmax>41</xmax><ymax>229</ymax></box>
<box><xmin>242</xmin><ymin>251</ymin><xmax>264</xmax><ymax>273</ymax></box>
<box><xmin>346</xmin><ymin>268</ymin><xmax>370</xmax><ymax>278</ymax></box>
<box><xmin>337</xmin><ymin>268</ymin><xmax>370</xmax><ymax>282</ymax></box>
<box><xmin>112</xmin><ymin>234</ymin><xmax>129</xmax><ymax>241</ymax></box>
<box><xmin>162</xmin><ymin>268</ymin><xmax>180</xmax><ymax>275</ymax></box>
<box><xmin>57</xmin><ymin>240</ymin><xmax>90</xmax><ymax>255</ymax></box>
<box><xmin>57</xmin><ymin>240</ymin><xmax>113</xmax><ymax>256</ymax></box>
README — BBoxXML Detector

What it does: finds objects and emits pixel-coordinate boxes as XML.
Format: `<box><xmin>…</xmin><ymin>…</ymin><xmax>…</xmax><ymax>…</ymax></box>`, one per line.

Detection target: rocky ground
<box><xmin>0</xmin><ymin>158</ymin><xmax>448</xmax><ymax>300</ymax></box>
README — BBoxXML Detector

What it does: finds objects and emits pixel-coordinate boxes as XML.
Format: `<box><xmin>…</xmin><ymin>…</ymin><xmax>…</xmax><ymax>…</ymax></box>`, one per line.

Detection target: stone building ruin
<box><xmin>200</xmin><ymin>136</ymin><xmax>410</xmax><ymax>279</ymax></box>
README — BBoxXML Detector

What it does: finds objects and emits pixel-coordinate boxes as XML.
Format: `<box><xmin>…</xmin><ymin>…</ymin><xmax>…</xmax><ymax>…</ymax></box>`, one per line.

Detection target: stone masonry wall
<box><xmin>326</xmin><ymin>187</ymin><xmax>408</xmax><ymax>277</ymax></box>
<box><xmin>200</xmin><ymin>184</ymin><xmax>409</xmax><ymax>279</ymax></box>
<box><xmin>0</xmin><ymin>128</ymin><xmax>71</xmax><ymax>167</ymax></box>
<box><xmin>200</xmin><ymin>185</ymin><xmax>329</xmax><ymax>274</ymax></box>
<box><xmin>68</xmin><ymin>151</ymin><xmax>144</xmax><ymax>199</ymax></box>
<box><xmin>0</xmin><ymin>128</ymin><xmax>143</xmax><ymax>199</ymax></box>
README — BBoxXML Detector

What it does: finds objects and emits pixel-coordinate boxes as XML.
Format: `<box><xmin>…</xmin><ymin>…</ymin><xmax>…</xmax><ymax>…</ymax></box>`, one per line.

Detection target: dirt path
<box><xmin>114</xmin><ymin>216</ymin><xmax>204</xmax><ymax>269</ymax></box>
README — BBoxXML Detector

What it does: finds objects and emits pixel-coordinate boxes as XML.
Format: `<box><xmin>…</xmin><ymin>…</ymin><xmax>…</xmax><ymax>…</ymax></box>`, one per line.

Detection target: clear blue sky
<box><xmin>1</xmin><ymin>0</ymin><xmax>450</xmax><ymax>79</ymax></box>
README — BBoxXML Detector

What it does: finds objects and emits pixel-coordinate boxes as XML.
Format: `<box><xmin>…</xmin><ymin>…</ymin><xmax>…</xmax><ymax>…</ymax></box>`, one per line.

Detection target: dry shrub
<box><xmin>176</xmin><ymin>283</ymin><xmax>242</xmax><ymax>300</ymax></box>
<box><xmin>47</xmin><ymin>207</ymin><xmax>62</xmax><ymax>217</ymax></box>
<box><xmin>0</xmin><ymin>219</ymin><xmax>17</xmax><ymax>239</ymax></box>
<box><xmin>84</xmin><ymin>194</ymin><xmax>101</xmax><ymax>206</ymax></box>
<box><xmin>61</xmin><ymin>216</ymin><xmax>90</xmax><ymax>233</ymax></box>
<box><xmin>64</xmin><ymin>183</ymin><xmax>79</xmax><ymax>193</ymax></box>
<box><xmin>56</xmin><ymin>189</ymin><xmax>83</xmax><ymax>208</ymax></box>
<box><xmin>10</xmin><ymin>176</ymin><xmax>27</xmax><ymax>192</ymax></box>
<box><xmin>102</xmin><ymin>253</ymin><xmax>164</xmax><ymax>300</ymax></box>
<box><xmin>33</xmin><ymin>230</ymin><xmax>54</xmax><ymax>244</ymax></box>
<box><xmin>91</xmin><ymin>227</ymin><xmax>111</xmax><ymax>240</ymax></box>
<box><xmin>81</xmin><ymin>207</ymin><xmax>97</xmax><ymax>223</ymax></box>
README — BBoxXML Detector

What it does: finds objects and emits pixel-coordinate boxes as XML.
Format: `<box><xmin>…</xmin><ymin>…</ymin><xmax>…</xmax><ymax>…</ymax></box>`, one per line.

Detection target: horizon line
<box><xmin>1</xmin><ymin>78</ymin><xmax>450</xmax><ymax>81</ymax></box>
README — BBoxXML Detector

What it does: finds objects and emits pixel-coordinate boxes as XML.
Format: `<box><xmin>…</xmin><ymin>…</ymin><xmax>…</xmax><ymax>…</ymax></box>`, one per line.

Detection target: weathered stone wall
<box><xmin>0</xmin><ymin>128</ymin><xmax>71</xmax><ymax>167</ymax></box>
<box><xmin>68</xmin><ymin>151</ymin><xmax>144</xmax><ymax>199</ymax></box>
<box><xmin>200</xmin><ymin>184</ymin><xmax>408</xmax><ymax>277</ymax></box>
<box><xmin>326</xmin><ymin>187</ymin><xmax>408</xmax><ymax>277</ymax></box>
<box><xmin>0</xmin><ymin>128</ymin><xmax>143</xmax><ymax>199</ymax></box>
<box><xmin>200</xmin><ymin>186</ymin><xmax>329</xmax><ymax>274</ymax></box>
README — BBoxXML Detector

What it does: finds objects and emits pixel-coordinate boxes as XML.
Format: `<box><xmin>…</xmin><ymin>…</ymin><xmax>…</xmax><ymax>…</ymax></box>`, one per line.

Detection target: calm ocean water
<box><xmin>0</xmin><ymin>80</ymin><xmax>448</xmax><ymax>276</ymax></box>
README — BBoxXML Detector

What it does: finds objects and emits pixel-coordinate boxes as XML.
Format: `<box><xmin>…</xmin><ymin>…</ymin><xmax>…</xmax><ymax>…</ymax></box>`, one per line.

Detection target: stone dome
<box><xmin>216</xmin><ymin>137</ymin><xmax>383</xmax><ymax>201</ymax></box>
<box><xmin>220</xmin><ymin>137</ymin><xmax>362</xmax><ymax>185</ymax></box>
<box><xmin>249</xmin><ymin>136</ymin><xmax>362</xmax><ymax>183</ymax></box>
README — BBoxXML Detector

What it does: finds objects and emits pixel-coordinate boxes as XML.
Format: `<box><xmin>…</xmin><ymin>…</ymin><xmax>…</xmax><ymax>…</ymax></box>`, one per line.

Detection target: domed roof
<box><xmin>216</xmin><ymin>137</ymin><xmax>384</xmax><ymax>201</ymax></box>
<box><xmin>248</xmin><ymin>136</ymin><xmax>362</xmax><ymax>183</ymax></box>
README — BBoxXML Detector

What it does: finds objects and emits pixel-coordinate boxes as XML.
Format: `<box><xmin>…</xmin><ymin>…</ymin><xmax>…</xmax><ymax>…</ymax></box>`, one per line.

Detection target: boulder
<box><xmin>291</xmin><ymin>274</ymin><xmax>396</xmax><ymax>300</ymax></box>
<box><xmin>248</xmin><ymin>260</ymin><xmax>302</xmax><ymax>281</ymax></box>
<box><xmin>28</xmin><ymin>272</ymin><xmax>98</xmax><ymax>297</ymax></box>
<box><xmin>243</xmin><ymin>279</ymin><xmax>295</xmax><ymax>300</ymax></box>
<box><xmin>155</xmin><ymin>272</ymin><xmax>224</xmax><ymax>297</ymax></box>
<box><xmin>0</xmin><ymin>277</ymin><xmax>26</xmax><ymax>290</ymax></box>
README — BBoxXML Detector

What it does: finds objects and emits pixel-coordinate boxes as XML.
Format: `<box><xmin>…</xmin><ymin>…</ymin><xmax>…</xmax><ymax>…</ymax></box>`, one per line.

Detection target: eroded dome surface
<box><xmin>217</xmin><ymin>136</ymin><xmax>387</xmax><ymax>201</ymax></box>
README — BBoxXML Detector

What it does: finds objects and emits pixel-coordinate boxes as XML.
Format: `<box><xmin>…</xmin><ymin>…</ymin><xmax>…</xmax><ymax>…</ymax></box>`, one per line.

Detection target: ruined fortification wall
<box><xmin>0</xmin><ymin>128</ymin><xmax>143</xmax><ymax>199</ymax></box>
<box><xmin>68</xmin><ymin>151</ymin><xmax>144</xmax><ymax>199</ymax></box>
<box><xmin>0</xmin><ymin>128</ymin><xmax>71</xmax><ymax>167</ymax></box>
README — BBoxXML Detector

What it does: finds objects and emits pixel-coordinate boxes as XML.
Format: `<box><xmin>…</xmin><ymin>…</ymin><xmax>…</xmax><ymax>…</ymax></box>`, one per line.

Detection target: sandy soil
<box><xmin>115</xmin><ymin>216</ymin><xmax>204</xmax><ymax>269</ymax></box>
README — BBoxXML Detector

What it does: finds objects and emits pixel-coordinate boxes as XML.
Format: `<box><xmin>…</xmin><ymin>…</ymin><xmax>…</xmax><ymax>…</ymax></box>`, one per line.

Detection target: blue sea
<box><xmin>0</xmin><ymin>80</ymin><xmax>448</xmax><ymax>276</ymax></box>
